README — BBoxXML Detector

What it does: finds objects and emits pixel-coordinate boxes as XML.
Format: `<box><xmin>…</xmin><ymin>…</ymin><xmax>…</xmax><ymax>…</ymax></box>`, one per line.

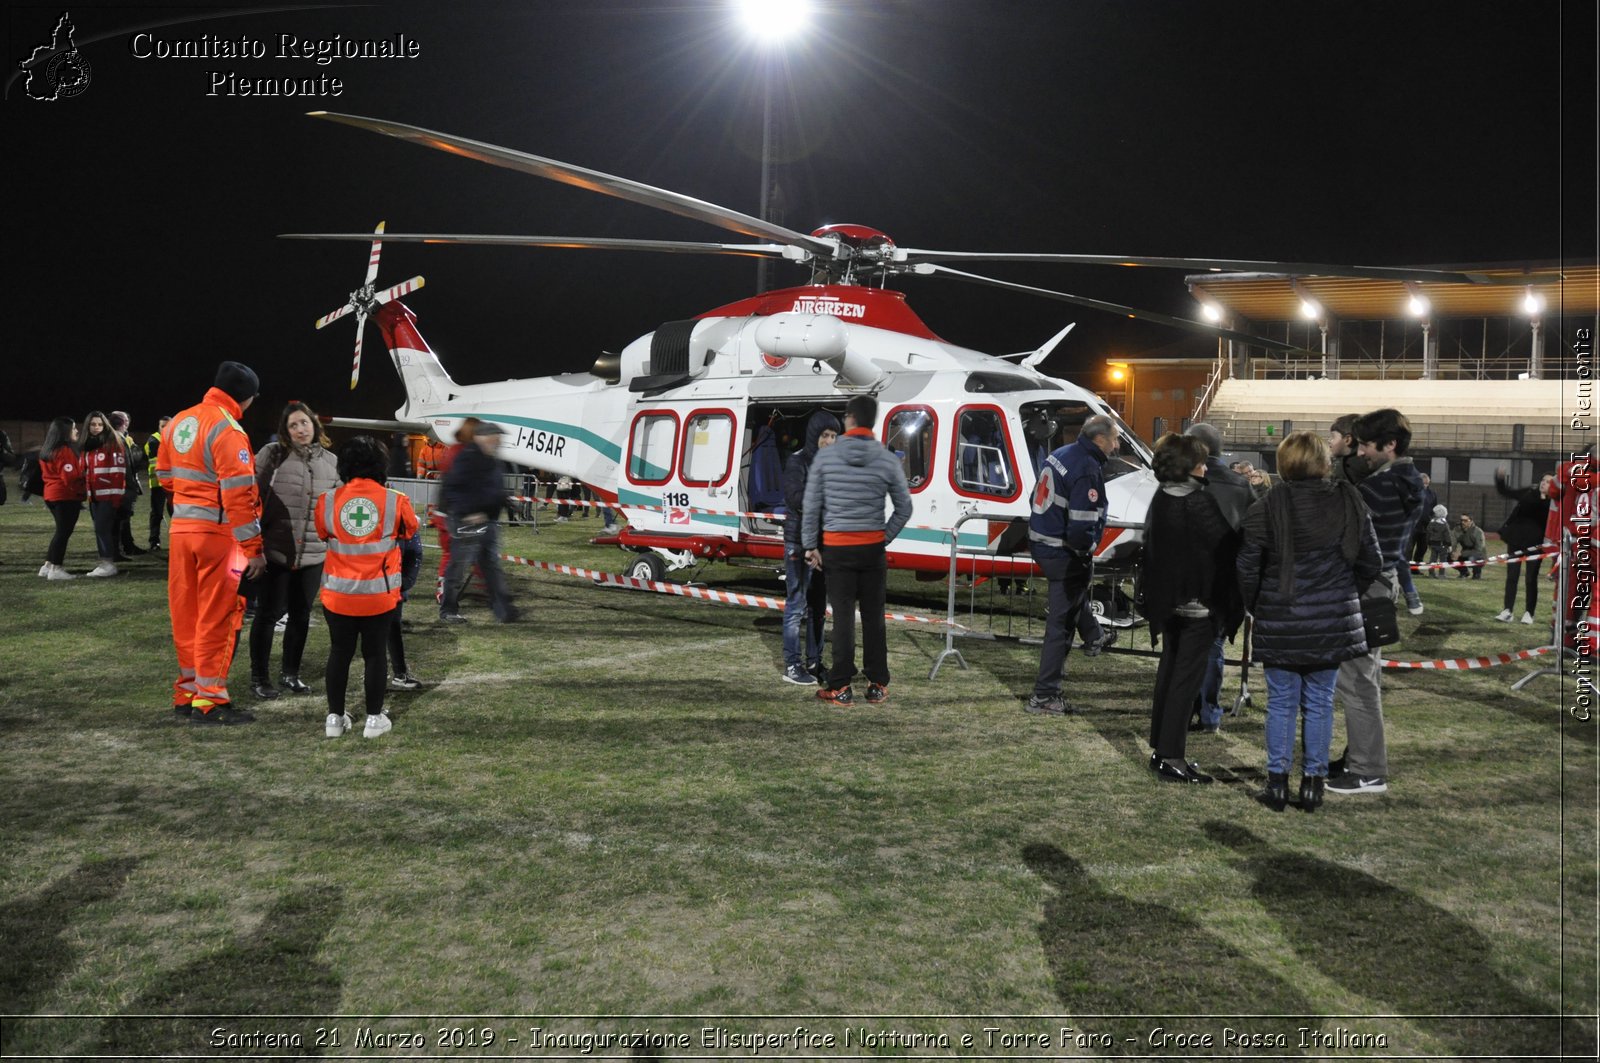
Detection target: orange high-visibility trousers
<box><xmin>168</xmin><ymin>531</ymin><xmax>246</xmax><ymax>706</ymax></box>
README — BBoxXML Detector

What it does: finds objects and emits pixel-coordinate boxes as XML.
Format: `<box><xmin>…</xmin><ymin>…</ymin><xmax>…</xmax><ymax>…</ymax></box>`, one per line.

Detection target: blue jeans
<box><xmin>1395</xmin><ymin>556</ymin><xmax>1418</xmax><ymax>598</ymax></box>
<box><xmin>1264</xmin><ymin>666</ymin><xmax>1337</xmax><ymax>777</ymax></box>
<box><xmin>1193</xmin><ymin>634</ymin><xmax>1225</xmax><ymax>726</ymax></box>
<box><xmin>782</xmin><ymin>547</ymin><xmax>826</xmax><ymax>669</ymax></box>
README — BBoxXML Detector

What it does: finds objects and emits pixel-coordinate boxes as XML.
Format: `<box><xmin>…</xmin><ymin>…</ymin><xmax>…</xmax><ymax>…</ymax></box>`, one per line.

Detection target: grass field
<box><xmin>1</xmin><ymin>493</ymin><xmax>1595</xmax><ymax>1060</ymax></box>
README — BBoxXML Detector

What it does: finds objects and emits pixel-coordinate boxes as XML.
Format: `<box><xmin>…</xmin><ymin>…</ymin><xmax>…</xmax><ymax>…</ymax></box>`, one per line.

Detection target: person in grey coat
<box><xmin>249</xmin><ymin>401</ymin><xmax>340</xmax><ymax>698</ymax></box>
<box><xmin>801</xmin><ymin>395</ymin><xmax>912</xmax><ymax>706</ymax></box>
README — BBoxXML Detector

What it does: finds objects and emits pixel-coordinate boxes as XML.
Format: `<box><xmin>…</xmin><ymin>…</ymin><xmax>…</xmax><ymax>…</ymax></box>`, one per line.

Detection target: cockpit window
<box><xmin>1019</xmin><ymin>400</ymin><xmax>1150</xmax><ymax>481</ymax></box>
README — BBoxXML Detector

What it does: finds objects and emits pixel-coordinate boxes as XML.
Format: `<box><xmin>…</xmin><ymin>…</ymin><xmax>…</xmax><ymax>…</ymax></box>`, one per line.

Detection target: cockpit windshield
<box><xmin>1018</xmin><ymin>400</ymin><xmax>1151</xmax><ymax>482</ymax></box>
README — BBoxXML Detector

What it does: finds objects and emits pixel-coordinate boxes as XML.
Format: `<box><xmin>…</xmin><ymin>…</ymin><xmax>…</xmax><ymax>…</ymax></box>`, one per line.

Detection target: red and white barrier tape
<box><xmin>1410</xmin><ymin>545</ymin><xmax>1558</xmax><ymax>572</ymax></box>
<box><xmin>1380</xmin><ymin>645</ymin><xmax>1555</xmax><ymax>670</ymax></box>
<box><xmin>505</xmin><ymin>494</ymin><xmax>969</xmax><ymax>538</ymax></box>
<box><xmin>476</xmin><ymin>547</ymin><xmax>963</xmax><ymax>628</ymax></box>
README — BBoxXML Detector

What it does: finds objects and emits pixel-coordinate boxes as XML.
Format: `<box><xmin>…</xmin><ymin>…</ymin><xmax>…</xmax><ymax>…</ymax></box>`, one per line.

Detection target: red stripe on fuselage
<box><xmin>698</xmin><ymin>285</ymin><xmax>943</xmax><ymax>341</ymax></box>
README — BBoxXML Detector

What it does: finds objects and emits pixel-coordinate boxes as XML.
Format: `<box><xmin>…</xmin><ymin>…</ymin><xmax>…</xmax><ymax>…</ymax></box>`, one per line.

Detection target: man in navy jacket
<box><xmin>1025</xmin><ymin>414</ymin><xmax>1117</xmax><ymax>715</ymax></box>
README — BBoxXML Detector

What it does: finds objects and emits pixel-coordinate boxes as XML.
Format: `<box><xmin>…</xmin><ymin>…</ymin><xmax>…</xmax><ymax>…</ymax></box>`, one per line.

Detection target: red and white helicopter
<box><xmin>288</xmin><ymin>112</ymin><xmax>1489</xmax><ymax>586</ymax></box>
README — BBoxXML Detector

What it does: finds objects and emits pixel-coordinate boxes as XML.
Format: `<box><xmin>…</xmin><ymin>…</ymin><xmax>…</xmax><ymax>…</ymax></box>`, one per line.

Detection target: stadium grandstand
<box><xmin>1135</xmin><ymin>261</ymin><xmax>1597</xmax><ymax>523</ymax></box>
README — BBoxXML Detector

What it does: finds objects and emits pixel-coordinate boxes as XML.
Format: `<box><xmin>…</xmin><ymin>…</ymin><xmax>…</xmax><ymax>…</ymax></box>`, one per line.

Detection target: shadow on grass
<box><xmin>95</xmin><ymin>888</ymin><xmax>343</xmax><ymax>1057</ymax></box>
<box><xmin>0</xmin><ymin>856</ymin><xmax>140</xmax><ymax>1012</ymax></box>
<box><xmin>1201</xmin><ymin>821</ymin><xmax>1595</xmax><ymax>1058</ymax></box>
<box><xmin>1021</xmin><ymin>843</ymin><xmax>1314</xmax><ymax>1054</ymax></box>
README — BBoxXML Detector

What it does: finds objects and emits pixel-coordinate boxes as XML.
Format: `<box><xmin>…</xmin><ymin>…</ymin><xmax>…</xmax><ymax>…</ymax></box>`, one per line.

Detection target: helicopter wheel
<box><xmin>625</xmin><ymin>551</ymin><xmax>667</xmax><ymax>583</ymax></box>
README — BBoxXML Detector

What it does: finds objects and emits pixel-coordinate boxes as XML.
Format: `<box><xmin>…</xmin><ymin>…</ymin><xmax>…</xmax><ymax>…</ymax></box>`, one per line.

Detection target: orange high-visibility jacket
<box><xmin>314</xmin><ymin>478</ymin><xmax>420</xmax><ymax>616</ymax></box>
<box><xmin>154</xmin><ymin>387</ymin><xmax>263</xmax><ymax>556</ymax></box>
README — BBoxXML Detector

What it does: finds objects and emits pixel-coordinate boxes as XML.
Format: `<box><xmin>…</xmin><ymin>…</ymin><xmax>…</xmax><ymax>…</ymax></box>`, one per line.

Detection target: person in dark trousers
<box><xmin>1184</xmin><ymin>422</ymin><xmax>1252</xmax><ymax>732</ymax></box>
<box><xmin>1238</xmin><ymin>431</ymin><xmax>1382</xmax><ymax>812</ymax></box>
<box><xmin>1494</xmin><ymin>468</ymin><xmax>1552</xmax><ymax>624</ymax></box>
<box><xmin>388</xmin><ymin>524</ymin><xmax>425</xmax><ymax>689</ymax></box>
<box><xmin>314</xmin><ymin>435</ymin><xmax>419</xmax><ymax>739</ymax></box>
<box><xmin>780</xmin><ymin>410</ymin><xmax>840</xmax><ymax>686</ymax></box>
<box><xmin>439</xmin><ymin>421</ymin><xmax>520</xmax><ymax>624</ymax></box>
<box><xmin>1024</xmin><ymin>414</ymin><xmax>1117</xmax><ymax>716</ymax></box>
<box><xmin>38</xmin><ymin>417</ymin><xmax>85</xmax><ymax>580</ymax></box>
<box><xmin>1409</xmin><ymin>472</ymin><xmax>1438</xmax><ymax>569</ymax></box>
<box><xmin>108</xmin><ymin>411</ymin><xmax>146</xmax><ymax>559</ymax></box>
<box><xmin>1450</xmin><ymin>514</ymin><xmax>1487</xmax><ymax>578</ymax></box>
<box><xmin>801</xmin><ymin>395</ymin><xmax>912</xmax><ymax>706</ymax></box>
<box><xmin>1329</xmin><ymin>408</ymin><xmax>1424</xmax><ymax>796</ymax></box>
<box><xmin>1140</xmin><ymin>433</ymin><xmax>1244</xmax><ymax>784</ymax></box>
<box><xmin>145</xmin><ymin>416</ymin><xmax>171</xmax><ymax>549</ymax></box>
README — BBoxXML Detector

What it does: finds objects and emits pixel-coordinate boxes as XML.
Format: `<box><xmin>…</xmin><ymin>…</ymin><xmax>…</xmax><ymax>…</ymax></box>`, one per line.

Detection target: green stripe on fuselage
<box><xmin>439</xmin><ymin>413</ymin><xmax>620</xmax><ymax>464</ymax></box>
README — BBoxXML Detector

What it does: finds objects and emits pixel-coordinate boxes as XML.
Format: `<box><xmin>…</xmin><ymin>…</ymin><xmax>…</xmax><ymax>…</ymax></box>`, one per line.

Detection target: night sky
<box><xmin>6</xmin><ymin>0</ymin><xmax>1595</xmax><ymax>434</ymax></box>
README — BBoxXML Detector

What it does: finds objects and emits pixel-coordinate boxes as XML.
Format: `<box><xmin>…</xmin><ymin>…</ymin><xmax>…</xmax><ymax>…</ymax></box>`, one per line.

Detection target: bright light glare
<box><xmin>1200</xmin><ymin>302</ymin><xmax>1223</xmax><ymax>322</ymax></box>
<box><xmin>1299</xmin><ymin>300</ymin><xmax>1320</xmax><ymax>320</ymax></box>
<box><xmin>1109</xmin><ymin>368</ymin><xmax>1127</xmax><ymax>382</ymax></box>
<box><xmin>1523</xmin><ymin>289</ymin><xmax>1544</xmax><ymax>315</ymax></box>
<box><xmin>737</xmin><ymin>0</ymin><xmax>813</xmax><ymax>43</ymax></box>
<box><xmin>1407</xmin><ymin>295</ymin><xmax>1430</xmax><ymax>317</ymax></box>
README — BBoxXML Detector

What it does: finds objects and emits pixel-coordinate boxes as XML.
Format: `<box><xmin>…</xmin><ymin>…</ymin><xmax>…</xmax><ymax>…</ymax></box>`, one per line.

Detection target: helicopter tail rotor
<box><xmin>312</xmin><ymin>221</ymin><xmax>425</xmax><ymax>390</ymax></box>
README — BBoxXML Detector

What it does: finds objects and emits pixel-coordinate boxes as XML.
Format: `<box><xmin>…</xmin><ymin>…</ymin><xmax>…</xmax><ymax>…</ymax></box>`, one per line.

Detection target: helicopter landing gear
<box><xmin>625</xmin><ymin>551</ymin><xmax>667</xmax><ymax>583</ymax></box>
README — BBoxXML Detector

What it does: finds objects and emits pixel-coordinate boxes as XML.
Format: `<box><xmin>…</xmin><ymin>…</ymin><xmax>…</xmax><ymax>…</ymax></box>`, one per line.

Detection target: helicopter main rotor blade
<box><xmin>307</xmin><ymin>112</ymin><xmax>839</xmax><ymax>259</ymax></box>
<box><xmin>282</xmin><ymin>232</ymin><xmax>794</xmax><ymax>259</ymax></box>
<box><xmin>897</xmin><ymin>250</ymin><xmax>1546</xmax><ymax>286</ymax></box>
<box><xmin>918</xmin><ymin>264</ymin><xmax>1306</xmax><ymax>353</ymax></box>
<box><xmin>349</xmin><ymin>308</ymin><xmax>367</xmax><ymax>391</ymax></box>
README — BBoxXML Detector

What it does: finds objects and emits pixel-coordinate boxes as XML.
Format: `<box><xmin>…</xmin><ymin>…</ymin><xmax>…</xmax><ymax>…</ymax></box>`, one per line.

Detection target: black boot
<box><xmin>1299</xmin><ymin>775</ymin><xmax>1324</xmax><ymax>813</ymax></box>
<box><xmin>1258</xmin><ymin>772</ymin><xmax>1288</xmax><ymax>812</ymax></box>
<box><xmin>250</xmin><ymin>676</ymin><xmax>280</xmax><ymax>700</ymax></box>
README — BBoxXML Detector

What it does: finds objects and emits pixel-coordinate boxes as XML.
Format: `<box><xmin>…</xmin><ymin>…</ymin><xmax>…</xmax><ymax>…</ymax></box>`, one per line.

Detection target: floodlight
<box><xmin>737</xmin><ymin>0</ymin><xmax>813</xmax><ymax>43</ymax></box>
<box><xmin>1407</xmin><ymin>295</ymin><xmax>1430</xmax><ymax>317</ymax></box>
<box><xmin>1299</xmin><ymin>300</ymin><xmax>1320</xmax><ymax>320</ymax></box>
<box><xmin>1523</xmin><ymin>288</ymin><xmax>1544</xmax><ymax>315</ymax></box>
<box><xmin>1200</xmin><ymin>302</ymin><xmax>1223</xmax><ymax>322</ymax></box>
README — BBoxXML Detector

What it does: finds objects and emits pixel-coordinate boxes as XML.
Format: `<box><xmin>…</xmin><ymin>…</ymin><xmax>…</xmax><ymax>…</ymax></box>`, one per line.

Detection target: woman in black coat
<box><xmin>1494</xmin><ymin>467</ymin><xmax>1553</xmax><ymax>624</ymax></box>
<box><xmin>1140</xmin><ymin>434</ymin><xmax>1244</xmax><ymax>784</ymax></box>
<box><xmin>1237</xmin><ymin>432</ymin><xmax>1381</xmax><ymax>812</ymax></box>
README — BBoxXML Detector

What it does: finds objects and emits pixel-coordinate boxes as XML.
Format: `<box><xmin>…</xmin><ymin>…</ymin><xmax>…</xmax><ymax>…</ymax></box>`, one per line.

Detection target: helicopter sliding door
<box><xmin>738</xmin><ymin>403</ymin><xmax>846</xmax><ymax>539</ymax></box>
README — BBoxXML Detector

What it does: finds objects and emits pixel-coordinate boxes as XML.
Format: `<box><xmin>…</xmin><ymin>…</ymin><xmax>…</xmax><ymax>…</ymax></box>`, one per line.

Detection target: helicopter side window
<box><xmin>680</xmin><ymin>410</ymin><xmax>736</xmax><ymax>487</ymax></box>
<box><xmin>1025</xmin><ymin>401</ymin><xmax>1148</xmax><ymax>482</ymax></box>
<box><xmin>952</xmin><ymin>406</ymin><xmax>1020</xmax><ymax>501</ymax></box>
<box><xmin>627</xmin><ymin>410</ymin><xmax>678</xmax><ymax>485</ymax></box>
<box><xmin>883</xmin><ymin>405</ymin><xmax>936</xmax><ymax>492</ymax></box>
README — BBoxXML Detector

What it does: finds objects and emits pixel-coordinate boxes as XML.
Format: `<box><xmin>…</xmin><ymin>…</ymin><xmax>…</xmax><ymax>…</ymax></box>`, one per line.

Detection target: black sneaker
<box><xmin>865</xmin><ymin>682</ymin><xmax>890</xmax><ymax>704</ymax></box>
<box><xmin>808</xmin><ymin>662</ymin><xmax>828</xmax><ymax>685</ymax></box>
<box><xmin>173</xmin><ymin>703</ymin><xmax>192</xmax><ymax>719</ymax></box>
<box><xmin>251</xmin><ymin>679</ymin><xmax>281</xmax><ymax>700</ymax></box>
<box><xmin>1325</xmin><ymin>774</ymin><xmax>1387</xmax><ymax>795</ymax></box>
<box><xmin>191</xmin><ymin>703</ymin><xmax>256</xmax><ymax>726</ymax></box>
<box><xmin>816</xmin><ymin>686</ymin><xmax>854</xmax><ymax>706</ymax></box>
<box><xmin>1025</xmin><ymin>693</ymin><xmax>1067</xmax><ymax>716</ymax></box>
<box><xmin>279</xmin><ymin>674</ymin><xmax>312</xmax><ymax>695</ymax></box>
<box><xmin>1327</xmin><ymin>755</ymin><xmax>1347</xmax><ymax>779</ymax></box>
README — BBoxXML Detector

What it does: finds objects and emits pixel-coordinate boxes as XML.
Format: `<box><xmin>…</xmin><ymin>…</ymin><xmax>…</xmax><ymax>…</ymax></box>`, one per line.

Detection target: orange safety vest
<box><xmin>315</xmin><ymin>478</ymin><xmax>420</xmax><ymax>616</ymax></box>
<box><xmin>154</xmin><ymin>387</ymin><xmax>263</xmax><ymax>555</ymax></box>
<box><xmin>417</xmin><ymin>440</ymin><xmax>447</xmax><ymax>480</ymax></box>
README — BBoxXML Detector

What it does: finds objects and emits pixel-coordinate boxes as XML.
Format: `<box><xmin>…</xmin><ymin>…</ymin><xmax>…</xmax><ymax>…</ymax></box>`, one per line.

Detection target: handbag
<box><xmin>1361</xmin><ymin>587</ymin><xmax>1401</xmax><ymax>648</ymax></box>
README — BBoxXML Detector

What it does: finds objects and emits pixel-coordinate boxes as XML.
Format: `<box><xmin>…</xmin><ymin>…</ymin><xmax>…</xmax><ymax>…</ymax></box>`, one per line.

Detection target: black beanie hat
<box><xmin>214</xmin><ymin>361</ymin><xmax>260</xmax><ymax>402</ymax></box>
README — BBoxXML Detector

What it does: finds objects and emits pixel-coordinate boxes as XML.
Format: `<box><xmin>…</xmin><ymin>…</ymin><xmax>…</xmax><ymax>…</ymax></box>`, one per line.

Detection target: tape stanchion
<box><xmin>1380</xmin><ymin>645</ymin><xmax>1555</xmax><ymax>670</ymax></box>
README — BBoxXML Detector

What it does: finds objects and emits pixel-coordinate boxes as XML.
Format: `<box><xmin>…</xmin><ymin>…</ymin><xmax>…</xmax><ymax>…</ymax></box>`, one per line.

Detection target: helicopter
<box><xmin>287</xmin><ymin>112</ymin><xmax>1498</xmax><ymax>587</ymax></box>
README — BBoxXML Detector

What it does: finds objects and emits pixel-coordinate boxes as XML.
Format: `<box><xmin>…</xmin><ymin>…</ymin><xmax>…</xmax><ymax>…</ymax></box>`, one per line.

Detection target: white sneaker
<box><xmin>363</xmin><ymin>712</ymin><xmax>392</xmax><ymax>739</ymax></box>
<box><xmin>1494</xmin><ymin>608</ymin><xmax>1514</xmax><ymax>622</ymax></box>
<box><xmin>85</xmin><ymin>561</ymin><xmax>118</xmax><ymax>578</ymax></box>
<box><xmin>46</xmin><ymin>564</ymin><xmax>77</xmax><ymax>581</ymax></box>
<box><xmin>325</xmin><ymin>712</ymin><xmax>352</xmax><ymax>738</ymax></box>
<box><xmin>1521</xmin><ymin>611</ymin><xmax>1535</xmax><ymax>624</ymax></box>
<box><xmin>38</xmin><ymin>563</ymin><xmax>50</xmax><ymax>577</ymax></box>
<box><xmin>603</xmin><ymin>524</ymin><xmax>621</xmax><ymax>536</ymax></box>
<box><xmin>275</xmin><ymin>615</ymin><xmax>288</xmax><ymax>631</ymax></box>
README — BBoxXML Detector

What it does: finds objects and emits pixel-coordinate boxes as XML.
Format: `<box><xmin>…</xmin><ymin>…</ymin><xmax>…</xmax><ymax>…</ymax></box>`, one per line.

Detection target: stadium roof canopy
<box><xmin>1185</xmin><ymin>261</ymin><xmax>1598</xmax><ymax>323</ymax></box>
